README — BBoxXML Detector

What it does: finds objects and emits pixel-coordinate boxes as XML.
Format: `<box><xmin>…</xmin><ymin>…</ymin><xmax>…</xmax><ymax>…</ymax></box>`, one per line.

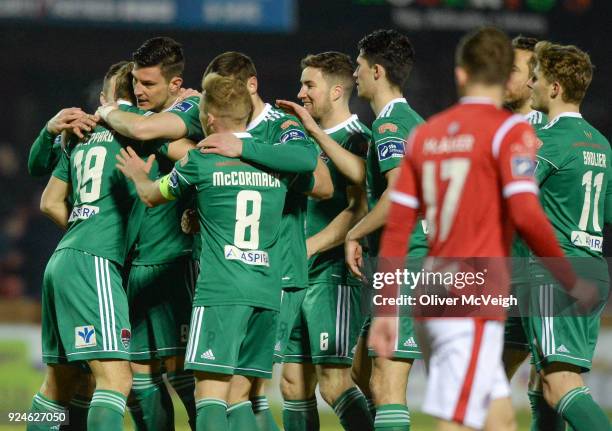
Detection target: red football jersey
<box><xmin>390</xmin><ymin>98</ymin><xmax>539</xmax><ymax>258</ymax></box>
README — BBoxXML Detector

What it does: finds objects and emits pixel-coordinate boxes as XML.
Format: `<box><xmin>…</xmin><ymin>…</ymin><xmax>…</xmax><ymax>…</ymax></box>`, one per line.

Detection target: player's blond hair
<box><xmin>534</xmin><ymin>41</ymin><xmax>593</xmax><ymax>105</ymax></box>
<box><xmin>201</xmin><ymin>73</ymin><xmax>253</xmax><ymax>125</ymax></box>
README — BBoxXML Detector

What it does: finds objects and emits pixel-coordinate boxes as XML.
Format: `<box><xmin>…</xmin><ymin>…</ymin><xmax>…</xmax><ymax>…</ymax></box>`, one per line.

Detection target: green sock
<box><xmin>167</xmin><ymin>371</ymin><xmax>196</xmax><ymax>430</ymax></box>
<box><xmin>62</xmin><ymin>394</ymin><xmax>90</xmax><ymax>430</ymax></box>
<box><xmin>556</xmin><ymin>387</ymin><xmax>612</xmax><ymax>431</ymax></box>
<box><xmin>374</xmin><ymin>404</ymin><xmax>410</xmax><ymax>430</ymax></box>
<box><xmin>87</xmin><ymin>390</ymin><xmax>127</xmax><ymax>431</ymax></box>
<box><xmin>196</xmin><ymin>398</ymin><xmax>228</xmax><ymax>431</ymax></box>
<box><xmin>282</xmin><ymin>398</ymin><xmax>319</xmax><ymax>431</ymax></box>
<box><xmin>366</xmin><ymin>397</ymin><xmax>376</xmax><ymax>420</ymax></box>
<box><xmin>251</xmin><ymin>395</ymin><xmax>280</xmax><ymax>431</ymax></box>
<box><xmin>129</xmin><ymin>372</ymin><xmax>174</xmax><ymax>431</ymax></box>
<box><xmin>332</xmin><ymin>387</ymin><xmax>374</xmax><ymax>430</ymax></box>
<box><xmin>228</xmin><ymin>400</ymin><xmax>257</xmax><ymax>430</ymax></box>
<box><xmin>528</xmin><ymin>389</ymin><xmax>565</xmax><ymax>431</ymax></box>
<box><xmin>27</xmin><ymin>393</ymin><xmax>67</xmax><ymax>431</ymax></box>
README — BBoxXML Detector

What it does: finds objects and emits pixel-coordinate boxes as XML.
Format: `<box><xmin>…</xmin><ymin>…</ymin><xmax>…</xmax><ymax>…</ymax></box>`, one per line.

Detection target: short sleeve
<box><xmin>271</xmin><ymin>117</ymin><xmax>310</xmax><ymax>146</ymax></box>
<box><xmin>389</xmin><ymin>137</ymin><xmax>420</xmax><ymax>210</ymax></box>
<box><xmin>163</xmin><ymin>149</ymin><xmax>199</xmax><ymax>199</ymax></box>
<box><xmin>534</xmin><ymin>129</ymin><xmax>563</xmax><ymax>185</ymax></box>
<box><xmin>168</xmin><ymin>96</ymin><xmax>204</xmax><ymax>141</ymax></box>
<box><xmin>371</xmin><ymin>119</ymin><xmax>408</xmax><ymax>173</ymax></box>
<box><xmin>497</xmin><ymin>120</ymin><xmax>539</xmax><ymax>199</ymax></box>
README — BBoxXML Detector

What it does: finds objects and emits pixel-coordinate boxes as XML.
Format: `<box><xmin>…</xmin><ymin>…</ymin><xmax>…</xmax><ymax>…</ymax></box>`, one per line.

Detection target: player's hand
<box><xmin>275</xmin><ymin>99</ymin><xmax>320</xmax><ymax>135</ymax></box>
<box><xmin>305</xmin><ymin>237</ymin><xmax>316</xmax><ymax>259</ymax></box>
<box><xmin>345</xmin><ymin>236</ymin><xmax>364</xmax><ymax>278</ymax></box>
<box><xmin>46</xmin><ymin>108</ymin><xmax>88</xmax><ymax>135</ymax></box>
<box><xmin>197</xmin><ymin>133</ymin><xmax>243</xmax><ymax>158</ymax></box>
<box><xmin>116</xmin><ymin>146</ymin><xmax>155</xmax><ymax>181</ymax></box>
<box><xmin>368</xmin><ymin>317</ymin><xmax>398</xmax><ymax>358</ymax></box>
<box><xmin>181</xmin><ymin>209</ymin><xmax>200</xmax><ymax>234</ymax></box>
<box><xmin>68</xmin><ymin>113</ymin><xmax>100</xmax><ymax>140</ymax></box>
<box><xmin>177</xmin><ymin>87</ymin><xmax>201</xmax><ymax>101</ymax></box>
<box><xmin>96</xmin><ymin>102</ymin><xmax>119</xmax><ymax>122</ymax></box>
<box><xmin>569</xmin><ymin>278</ymin><xmax>600</xmax><ymax>312</ymax></box>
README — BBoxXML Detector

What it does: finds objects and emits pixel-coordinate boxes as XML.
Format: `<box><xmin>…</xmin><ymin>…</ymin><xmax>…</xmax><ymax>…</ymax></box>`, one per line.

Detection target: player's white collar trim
<box><xmin>247</xmin><ymin>103</ymin><xmax>272</xmax><ymax>131</ymax></box>
<box><xmin>555</xmin><ymin>112</ymin><xmax>582</xmax><ymax>120</ymax></box>
<box><xmin>233</xmin><ymin>132</ymin><xmax>252</xmax><ymax>138</ymax></box>
<box><xmin>117</xmin><ymin>100</ymin><xmax>133</xmax><ymax>106</ymax></box>
<box><xmin>323</xmin><ymin>114</ymin><xmax>359</xmax><ymax>134</ymax></box>
<box><xmin>377</xmin><ymin>98</ymin><xmax>407</xmax><ymax>119</ymax></box>
<box><xmin>460</xmin><ymin>97</ymin><xmax>496</xmax><ymax>105</ymax></box>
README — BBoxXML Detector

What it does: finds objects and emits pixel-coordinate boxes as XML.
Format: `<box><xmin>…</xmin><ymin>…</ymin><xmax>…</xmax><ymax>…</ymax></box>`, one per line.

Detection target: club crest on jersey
<box><xmin>173</xmin><ymin>101</ymin><xmax>195</xmax><ymax>113</ymax></box>
<box><xmin>279</xmin><ymin>129</ymin><xmax>306</xmax><ymax>143</ymax></box>
<box><xmin>378</xmin><ymin>123</ymin><xmax>398</xmax><ymax>134</ymax></box>
<box><xmin>511</xmin><ymin>156</ymin><xmax>536</xmax><ymax>177</ymax></box>
<box><xmin>121</xmin><ymin>328</ymin><xmax>131</xmax><ymax>349</ymax></box>
<box><xmin>280</xmin><ymin>119</ymin><xmax>300</xmax><ymax>130</ymax></box>
<box><xmin>75</xmin><ymin>325</ymin><xmax>96</xmax><ymax>348</ymax></box>
<box><xmin>377</xmin><ymin>139</ymin><xmax>405</xmax><ymax>161</ymax></box>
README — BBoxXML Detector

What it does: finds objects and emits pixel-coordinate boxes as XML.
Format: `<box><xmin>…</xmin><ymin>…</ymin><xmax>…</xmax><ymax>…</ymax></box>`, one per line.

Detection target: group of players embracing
<box><xmin>27</xmin><ymin>24</ymin><xmax>611</xmax><ymax>431</ymax></box>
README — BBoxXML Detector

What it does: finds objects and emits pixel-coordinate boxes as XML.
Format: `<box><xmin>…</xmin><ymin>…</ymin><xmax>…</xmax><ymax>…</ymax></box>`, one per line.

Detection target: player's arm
<box><xmin>307</xmin><ymin>184</ymin><xmax>368</xmax><ymax>258</ymax></box>
<box><xmin>116</xmin><ymin>147</ymin><xmax>167</xmax><ymax>207</ymax></box>
<box><xmin>345</xmin><ymin>167</ymin><xmax>399</xmax><ymax>276</ymax></box>
<box><xmin>198</xmin><ymin>133</ymin><xmax>319</xmax><ymax>174</ymax></box>
<box><xmin>29</xmin><ymin>108</ymin><xmax>97</xmax><ymax>176</ymax></box>
<box><xmin>99</xmin><ymin>108</ymin><xmax>187</xmax><ymax>141</ymax></box>
<box><xmin>308</xmin><ymin>159</ymin><xmax>334</xmax><ymax>199</ymax></box>
<box><xmin>40</xmin><ymin>177</ymin><xmax>71</xmax><ymax>229</ymax></box>
<box><xmin>164</xmin><ymin>138</ymin><xmax>196</xmax><ymax>162</ymax></box>
<box><xmin>276</xmin><ymin>100</ymin><xmax>366</xmax><ymax>184</ymax></box>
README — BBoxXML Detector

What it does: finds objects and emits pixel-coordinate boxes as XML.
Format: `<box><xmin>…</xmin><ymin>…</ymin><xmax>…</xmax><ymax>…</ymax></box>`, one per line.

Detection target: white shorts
<box><xmin>418</xmin><ymin>319</ymin><xmax>510</xmax><ymax>430</ymax></box>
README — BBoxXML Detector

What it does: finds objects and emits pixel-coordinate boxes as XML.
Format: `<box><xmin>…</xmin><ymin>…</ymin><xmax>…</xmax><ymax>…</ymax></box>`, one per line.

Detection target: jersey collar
<box><xmin>555</xmin><ymin>112</ymin><xmax>582</xmax><ymax>120</ymax></box>
<box><xmin>323</xmin><ymin>114</ymin><xmax>359</xmax><ymax>135</ymax></box>
<box><xmin>459</xmin><ymin>97</ymin><xmax>496</xmax><ymax>105</ymax></box>
<box><xmin>233</xmin><ymin>132</ymin><xmax>252</xmax><ymax>138</ymax></box>
<box><xmin>377</xmin><ymin>98</ymin><xmax>407</xmax><ymax>119</ymax></box>
<box><xmin>247</xmin><ymin>103</ymin><xmax>272</xmax><ymax>131</ymax></box>
<box><xmin>117</xmin><ymin>100</ymin><xmax>133</xmax><ymax>106</ymax></box>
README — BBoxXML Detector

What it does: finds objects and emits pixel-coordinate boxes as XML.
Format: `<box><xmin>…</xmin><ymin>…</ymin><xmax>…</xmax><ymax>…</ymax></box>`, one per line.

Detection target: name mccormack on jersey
<box><xmin>212</xmin><ymin>171</ymin><xmax>282</xmax><ymax>188</ymax></box>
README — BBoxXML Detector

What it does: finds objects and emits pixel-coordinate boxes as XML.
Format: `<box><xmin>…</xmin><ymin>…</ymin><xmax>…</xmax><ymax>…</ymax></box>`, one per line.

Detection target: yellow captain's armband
<box><xmin>159</xmin><ymin>174</ymin><xmax>177</xmax><ymax>201</ymax></box>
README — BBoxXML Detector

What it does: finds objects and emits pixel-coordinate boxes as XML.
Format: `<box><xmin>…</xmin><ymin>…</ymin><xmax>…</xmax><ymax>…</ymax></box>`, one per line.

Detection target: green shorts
<box><xmin>41</xmin><ymin>248</ymin><xmax>131</xmax><ymax>364</ymax></box>
<box><xmin>128</xmin><ymin>258</ymin><xmax>197</xmax><ymax>361</ymax></box>
<box><xmin>184</xmin><ymin>305</ymin><xmax>278</xmax><ymax>379</ymax></box>
<box><xmin>362</xmin><ymin>315</ymin><xmax>422</xmax><ymax>360</ymax></box>
<box><xmin>283</xmin><ymin>283</ymin><xmax>365</xmax><ymax>365</ymax></box>
<box><xmin>525</xmin><ymin>279</ymin><xmax>608</xmax><ymax>373</ymax></box>
<box><xmin>274</xmin><ymin>288</ymin><xmax>306</xmax><ymax>363</ymax></box>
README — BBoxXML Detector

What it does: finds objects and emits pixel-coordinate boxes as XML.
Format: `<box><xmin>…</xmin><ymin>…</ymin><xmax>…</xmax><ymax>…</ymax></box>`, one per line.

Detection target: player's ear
<box><xmin>331</xmin><ymin>84</ymin><xmax>343</xmax><ymax>102</ymax></box>
<box><xmin>550</xmin><ymin>81</ymin><xmax>561</xmax><ymax>100</ymax></box>
<box><xmin>168</xmin><ymin>76</ymin><xmax>183</xmax><ymax>94</ymax></box>
<box><xmin>455</xmin><ymin>66</ymin><xmax>468</xmax><ymax>88</ymax></box>
<box><xmin>373</xmin><ymin>64</ymin><xmax>383</xmax><ymax>81</ymax></box>
<box><xmin>247</xmin><ymin>76</ymin><xmax>258</xmax><ymax>95</ymax></box>
<box><xmin>100</xmin><ymin>91</ymin><xmax>107</xmax><ymax>106</ymax></box>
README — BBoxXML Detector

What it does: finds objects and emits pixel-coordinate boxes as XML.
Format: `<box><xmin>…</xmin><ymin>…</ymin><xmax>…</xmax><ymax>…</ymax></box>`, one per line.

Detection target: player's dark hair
<box><xmin>534</xmin><ymin>41</ymin><xmax>593</xmax><ymax>105</ymax></box>
<box><xmin>204</xmin><ymin>52</ymin><xmax>257</xmax><ymax>84</ymax></box>
<box><xmin>512</xmin><ymin>36</ymin><xmax>539</xmax><ymax>52</ymax></box>
<box><xmin>357</xmin><ymin>29</ymin><xmax>415</xmax><ymax>89</ymax></box>
<box><xmin>103</xmin><ymin>61</ymin><xmax>129</xmax><ymax>95</ymax></box>
<box><xmin>301</xmin><ymin>51</ymin><xmax>355</xmax><ymax>94</ymax></box>
<box><xmin>456</xmin><ymin>27</ymin><xmax>514</xmax><ymax>85</ymax></box>
<box><xmin>132</xmin><ymin>37</ymin><xmax>184</xmax><ymax>81</ymax></box>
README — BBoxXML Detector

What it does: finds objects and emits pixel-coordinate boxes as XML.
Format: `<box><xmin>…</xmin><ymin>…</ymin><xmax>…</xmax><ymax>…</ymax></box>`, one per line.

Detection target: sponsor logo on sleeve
<box><xmin>281</xmin><ymin>119</ymin><xmax>300</xmax><ymax>130</ymax></box>
<box><xmin>224</xmin><ymin>245</ymin><xmax>269</xmax><ymax>266</ymax></box>
<box><xmin>169</xmin><ymin>169</ymin><xmax>180</xmax><ymax>188</ymax></box>
<box><xmin>172</xmin><ymin>101</ymin><xmax>195</xmax><ymax>113</ymax></box>
<box><xmin>377</xmin><ymin>123</ymin><xmax>398</xmax><ymax>134</ymax></box>
<box><xmin>75</xmin><ymin>325</ymin><xmax>96</xmax><ymax>348</ymax></box>
<box><xmin>279</xmin><ymin>128</ymin><xmax>307</xmax><ymax>143</ymax></box>
<box><xmin>511</xmin><ymin>155</ymin><xmax>536</xmax><ymax>177</ymax></box>
<box><xmin>377</xmin><ymin>139</ymin><xmax>405</xmax><ymax>161</ymax></box>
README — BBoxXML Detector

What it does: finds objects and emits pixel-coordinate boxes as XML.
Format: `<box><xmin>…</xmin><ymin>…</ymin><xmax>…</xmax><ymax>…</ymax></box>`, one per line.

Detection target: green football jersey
<box><xmin>165</xmin><ymin>133</ymin><xmax>289</xmax><ymax>311</ymax></box>
<box><xmin>52</xmin><ymin>125</ymin><xmax>139</xmax><ymax>265</ymax></box>
<box><xmin>511</xmin><ymin>110</ymin><xmax>549</xmax><ymax>282</ymax></box>
<box><xmin>306</xmin><ymin>115</ymin><xmax>370</xmax><ymax>286</ymax></box>
<box><xmin>28</xmin><ymin>127</ymin><xmax>62</xmax><ymax>177</ymax></box>
<box><xmin>367</xmin><ymin>98</ymin><xmax>427</xmax><ymax>256</ymax></box>
<box><xmin>535</xmin><ymin>113</ymin><xmax>612</xmax><ymax>280</ymax></box>
<box><xmin>248</xmin><ymin>103</ymin><xmax>316</xmax><ymax>289</ymax></box>
<box><xmin>119</xmin><ymin>100</ymin><xmax>203</xmax><ymax>265</ymax></box>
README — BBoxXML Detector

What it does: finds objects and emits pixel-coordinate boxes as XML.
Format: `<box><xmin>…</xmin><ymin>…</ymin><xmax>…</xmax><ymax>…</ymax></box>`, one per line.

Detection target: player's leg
<box><xmin>249</xmin><ymin>379</ymin><xmax>280</xmax><ymax>431</ymax></box>
<box><xmin>126</xmin><ymin>263</ymin><xmax>177</xmax><ymax>431</ymax></box>
<box><xmin>352</xmin><ymin>320</ymin><xmax>375</xmax><ymax>418</ymax></box>
<box><xmin>87</xmin><ymin>359</ymin><xmax>132</xmax><ymax>431</ymax></box>
<box><xmin>165</xmin><ymin>355</ymin><xmax>196</xmax><ymax>430</ymax></box>
<box><xmin>529</xmin><ymin>281</ymin><xmax>611</xmax><ymax>431</ymax></box>
<box><xmin>307</xmin><ymin>283</ymin><xmax>372</xmax><ymax>430</ymax></box>
<box><xmin>502</xmin><ymin>314</ymin><xmax>530</xmax><ymax>379</ymax></box>
<box><xmin>370</xmin><ymin>315</ymin><xmax>421</xmax><ymax>431</ymax></box>
<box><xmin>194</xmin><ymin>371</ymin><xmax>232</xmax><ymax>431</ymax></box>
<box><xmin>62</xmin><ymin>367</ymin><xmax>95</xmax><ymax>431</ymax></box>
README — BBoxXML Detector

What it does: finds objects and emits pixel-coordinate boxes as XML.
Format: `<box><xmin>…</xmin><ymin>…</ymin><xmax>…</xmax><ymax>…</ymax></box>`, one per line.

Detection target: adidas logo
<box><xmin>201</xmin><ymin>349</ymin><xmax>216</xmax><ymax>360</ymax></box>
<box><xmin>403</xmin><ymin>337</ymin><xmax>418</xmax><ymax>348</ymax></box>
<box><xmin>557</xmin><ymin>345</ymin><xmax>570</xmax><ymax>353</ymax></box>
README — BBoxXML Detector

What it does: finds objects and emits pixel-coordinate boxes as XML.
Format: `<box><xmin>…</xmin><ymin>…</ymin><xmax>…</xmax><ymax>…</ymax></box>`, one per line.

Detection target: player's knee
<box><xmin>91</xmin><ymin>361</ymin><xmax>133</xmax><ymax>396</ymax></box>
<box><xmin>318</xmin><ymin>367</ymin><xmax>353</xmax><ymax>406</ymax></box>
<box><xmin>280</xmin><ymin>374</ymin><xmax>302</xmax><ymax>400</ymax></box>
